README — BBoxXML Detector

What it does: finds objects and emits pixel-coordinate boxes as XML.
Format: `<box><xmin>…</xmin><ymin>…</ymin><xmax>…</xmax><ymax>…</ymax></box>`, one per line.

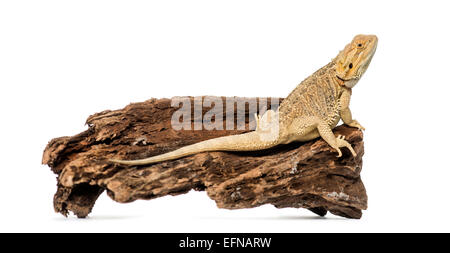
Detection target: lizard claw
<box><xmin>254</xmin><ymin>113</ymin><xmax>259</xmax><ymax>130</ymax></box>
<box><xmin>336</xmin><ymin>148</ymin><xmax>342</xmax><ymax>157</ymax></box>
<box><xmin>335</xmin><ymin>135</ymin><xmax>357</xmax><ymax>157</ymax></box>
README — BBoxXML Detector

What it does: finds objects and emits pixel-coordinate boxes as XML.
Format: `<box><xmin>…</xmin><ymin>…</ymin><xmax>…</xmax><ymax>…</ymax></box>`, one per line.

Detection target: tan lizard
<box><xmin>110</xmin><ymin>34</ymin><xmax>377</xmax><ymax>165</ymax></box>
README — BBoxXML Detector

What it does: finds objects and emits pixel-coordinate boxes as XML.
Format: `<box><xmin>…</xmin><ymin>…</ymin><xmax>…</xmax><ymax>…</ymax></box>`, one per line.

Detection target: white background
<box><xmin>1</xmin><ymin>0</ymin><xmax>449</xmax><ymax>232</ymax></box>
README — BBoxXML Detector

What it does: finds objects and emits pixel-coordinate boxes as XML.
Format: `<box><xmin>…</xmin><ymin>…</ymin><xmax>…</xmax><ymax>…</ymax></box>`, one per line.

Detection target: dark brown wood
<box><xmin>42</xmin><ymin>96</ymin><xmax>367</xmax><ymax>219</ymax></box>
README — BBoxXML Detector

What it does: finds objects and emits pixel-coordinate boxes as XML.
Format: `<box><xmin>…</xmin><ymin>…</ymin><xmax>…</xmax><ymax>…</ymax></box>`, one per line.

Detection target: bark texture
<box><xmin>42</xmin><ymin>96</ymin><xmax>367</xmax><ymax>219</ymax></box>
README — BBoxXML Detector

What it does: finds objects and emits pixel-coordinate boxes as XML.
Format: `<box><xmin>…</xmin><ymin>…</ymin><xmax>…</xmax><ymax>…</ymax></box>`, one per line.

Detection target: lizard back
<box><xmin>278</xmin><ymin>62</ymin><xmax>344</xmax><ymax>130</ymax></box>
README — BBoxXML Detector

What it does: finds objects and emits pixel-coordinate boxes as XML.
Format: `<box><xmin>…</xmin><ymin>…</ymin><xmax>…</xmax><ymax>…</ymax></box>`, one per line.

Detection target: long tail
<box><xmin>109</xmin><ymin>131</ymin><xmax>279</xmax><ymax>165</ymax></box>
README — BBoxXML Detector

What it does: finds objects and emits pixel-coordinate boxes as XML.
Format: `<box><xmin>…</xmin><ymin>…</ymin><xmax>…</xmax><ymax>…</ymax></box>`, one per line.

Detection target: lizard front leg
<box><xmin>340</xmin><ymin>108</ymin><xmax>365</xmax><ymax>130</ymax></box>
<box><xmin>288</xmin><ymin>117</ymin><xmax>356</xmax><ymax>157</ymax></box>
<box><xmin>317</xmin><ymin>120</ymin><xmax>356</xmax><ymax>157</ymax></box>
<box><xmin>340</xmin><ymin>88</ymin><xmax>365</xmax><ymax>131</ymax></box>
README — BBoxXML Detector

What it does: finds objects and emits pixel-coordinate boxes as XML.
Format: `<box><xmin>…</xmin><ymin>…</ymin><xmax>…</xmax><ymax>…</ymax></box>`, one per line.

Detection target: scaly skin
<box><xmin>110</xmin><ymin>34</ymin><xmax>378</xmax><ymax>165</ymax></box>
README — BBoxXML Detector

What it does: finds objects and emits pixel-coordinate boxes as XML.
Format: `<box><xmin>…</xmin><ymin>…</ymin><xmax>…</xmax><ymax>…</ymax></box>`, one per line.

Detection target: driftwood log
<box><xmin>42</xmin><ymin>96</ymin><xmax>367</xmax><ymax>219</ymax></box>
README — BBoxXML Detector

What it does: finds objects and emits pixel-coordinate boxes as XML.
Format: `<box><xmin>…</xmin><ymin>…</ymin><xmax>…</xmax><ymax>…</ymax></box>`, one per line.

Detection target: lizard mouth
<box><xmin>336</xmin><ymin>74</ymin><xmax>360</xmax><ymax>89</ymax></box>
<box><xmin>336</xmin><ymin>75</ymin><xmax>346</xmax><ymax>82</ymax></box>
<box><xmin>336</xmin><ymin>75</ymin><xmax>359</xmax><ymax>82</ymax></box>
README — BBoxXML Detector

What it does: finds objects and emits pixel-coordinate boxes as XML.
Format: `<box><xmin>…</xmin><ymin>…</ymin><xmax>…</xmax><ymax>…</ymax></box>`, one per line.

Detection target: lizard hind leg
<box><xmin>256</xmin><ymin>110</ymin><xmax>278</xmax><ymax>129</ymax></box>
<box><xmin>254</xmin><ymin>109</ymin><xmax>280</xmax><ymax>143</ymax></box>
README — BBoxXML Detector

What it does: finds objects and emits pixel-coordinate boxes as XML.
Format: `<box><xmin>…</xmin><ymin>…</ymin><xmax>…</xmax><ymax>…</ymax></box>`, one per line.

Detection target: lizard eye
<box><xmin>349</xmin><ymin>63</ymin><xmax>353</xmax><ymax>69</ymax></box>
<box><xmin>357</xmin><ymin>43</ymin><xmax>362</xmax><ymax>47</ymax></box>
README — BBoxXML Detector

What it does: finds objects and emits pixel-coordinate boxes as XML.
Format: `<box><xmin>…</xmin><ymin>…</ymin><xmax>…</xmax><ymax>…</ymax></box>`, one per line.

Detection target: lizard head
<box><xmin>334</xmin><ymin>34</ymin><xmax>378</xmax><ymax>88</ymax></box>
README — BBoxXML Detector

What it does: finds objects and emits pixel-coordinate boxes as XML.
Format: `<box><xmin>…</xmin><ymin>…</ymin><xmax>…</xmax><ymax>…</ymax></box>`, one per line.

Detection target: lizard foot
<box><xmin>334</xmin><ymin>135</ymin><xmax>357</xmax><ymax>157</ymax></box>
<box><xmin>347</xmin><ymin>120</ymin><xmax>365</xmax><ymax>131</ymax></box>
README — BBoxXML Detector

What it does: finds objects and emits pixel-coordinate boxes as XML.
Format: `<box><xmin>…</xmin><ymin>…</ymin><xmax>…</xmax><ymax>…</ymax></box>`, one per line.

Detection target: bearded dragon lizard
<box><xmin>110</xmin><ymin>34</ymin><xmax>377</xmax><ymax>165</ymax></box>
